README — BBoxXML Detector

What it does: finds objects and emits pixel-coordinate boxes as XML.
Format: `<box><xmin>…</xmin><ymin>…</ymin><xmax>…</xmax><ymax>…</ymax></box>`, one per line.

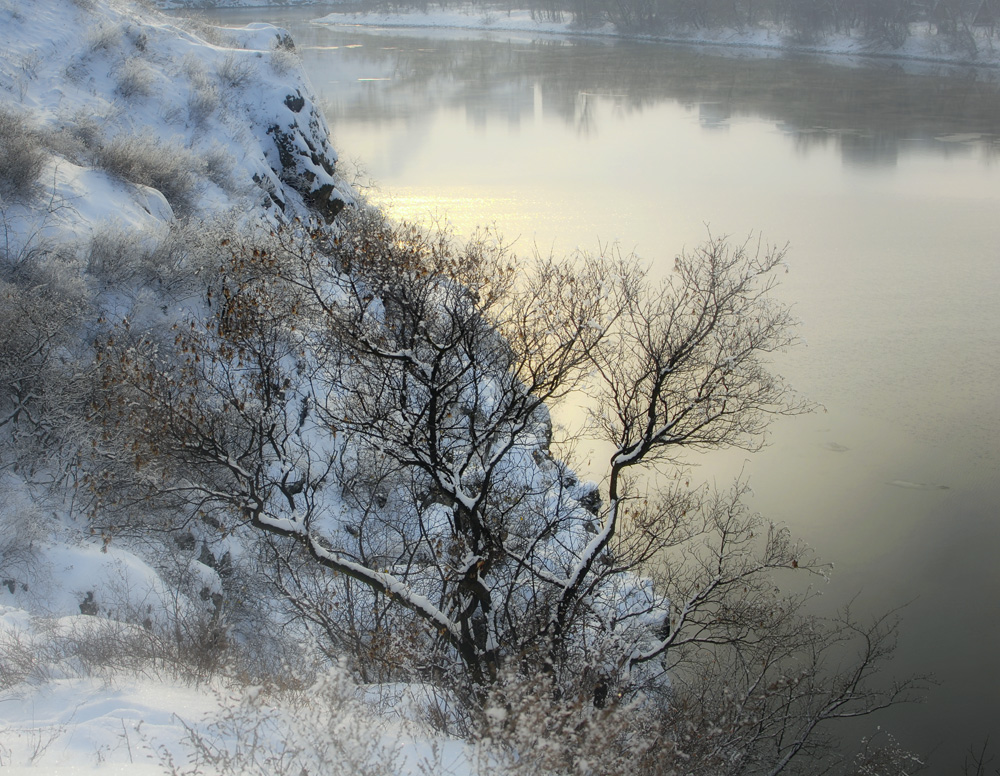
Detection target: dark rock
<box><xmin>79</xmin><ymin>591</ymin><xmax>98</xmax><ymax>616</ymax></box>
<box><xmin>577</xmin><ymin>483</ymin><xmax>602</xmax><ymax>516</ymax></box>
<box><xmin>284</xmin><ymin>91</ymin><xmax>305</xmax><ymax>113</ymax></box>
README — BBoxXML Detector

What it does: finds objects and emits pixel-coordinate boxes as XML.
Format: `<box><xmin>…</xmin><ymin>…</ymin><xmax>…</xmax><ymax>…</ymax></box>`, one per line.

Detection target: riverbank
<box><xmin>157</xmin><ymin>0</ymin><xmax>1000</xmax><ymax>71</ymax></box>
<box><xmin>313</xmin><ymin>5</ymin><xmax>1000</xmax><ymax>70</ymax></box>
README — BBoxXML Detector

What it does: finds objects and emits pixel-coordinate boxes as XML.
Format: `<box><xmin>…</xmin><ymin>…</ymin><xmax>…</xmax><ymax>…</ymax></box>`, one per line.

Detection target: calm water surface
<box><xmin>205</xmin><ymin>9</ymin><xmax>1000</xmax><ymax>769</ymax></box>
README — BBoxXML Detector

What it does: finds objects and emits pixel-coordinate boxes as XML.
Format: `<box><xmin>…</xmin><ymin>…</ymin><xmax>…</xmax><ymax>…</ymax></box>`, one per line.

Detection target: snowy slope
<box><xmin>0</xmin><ymin>3</ymin><xmax>464</xmax><ymax>773</ymax></box>
<box><xmin>0</xmin><ymin>0</ymin><xmax>352</xmax><ymax>626</ymax></box>
<box><xmin>0</xmin><ymin>0</ymin><xmax>350</xmax><ymax>252</ymax></box>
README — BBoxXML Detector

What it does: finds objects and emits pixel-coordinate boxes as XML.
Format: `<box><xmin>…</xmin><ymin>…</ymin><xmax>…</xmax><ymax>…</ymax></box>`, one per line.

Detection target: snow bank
<box><xmin>0</xmin><ymin>665</ymin><xmax>473</xmax><ymax>774</ymax></box>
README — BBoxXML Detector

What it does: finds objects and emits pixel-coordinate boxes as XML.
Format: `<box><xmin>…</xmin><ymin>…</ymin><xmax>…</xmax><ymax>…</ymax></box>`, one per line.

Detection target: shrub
<box><xmin>217</xmin><ymin>53</ymin><xmax>257</xmax><ymax>90</ymax></box>
<box><xmin>63</xmin><ymin>58</ymin><xmax>89</xmax><ymax>85</ymax></box>
<box><xmin>270</xmin><ymin>46</ymin><xmax>300</xmax><ymax>77</ymax></box>
<box><xmin>39</xmin><ymin>110</ymin><xmax>107</xmax><ymax>166</ymax></box>
<box><xmin>92</xmin><ymin>132</ymin><xmax>200</xmax><ymax>215</ymax></box>
<box><xmin>0</xmin><ymin>108</ymin><xmax>47</xmax><ymax>201</ymax></box>
<box><xmin>183</xmin><ymin>54</ymin><xmax>220</xmax><ymax>126</ymax></box>
<box><xmin>0</xmin><ymin>602</ymin><xmax>230</xmax><ymax>687</ymax></box>
<box><xmin>86</xmin><ymin>224</ymin><xmax>143</xmax><ymax>287</ymax></box>
<box><xmin>0</xmin><ymin>626</ymin><xmax>50</xmax><ymax>690</ymax></box>
<box><xmin>202</xmin><ymin>144</ymin><xmax>236</xmax><ymax>191</ymax></box>
<box><xmin>85</xmin><ymin>216</ymin><xmax>229</xmax><ymax>302</ymax></box>
<box><xmin>115</xmin><ymin>56</ymin><xmax>156</xmax><ymax>100</ymax></box>
<box><xmin>125</xmin><ymin>24</ymin><xmax>149</xmax><ymax>53</ymax></box>
<box><xmin>187</xmin><ymin>81</ymin><xmax>219</xmax><ymax>126</ymax></box>
<box><xmin>86</xmin><ymin>21</ymin><xmax>123</xmax><ymax>54</ymax></box>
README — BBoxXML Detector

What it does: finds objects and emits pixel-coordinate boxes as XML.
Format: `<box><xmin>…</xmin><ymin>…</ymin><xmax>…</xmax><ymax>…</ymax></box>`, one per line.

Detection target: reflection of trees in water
<box><xmin>574</xmin><ymin>91</ymin><xmax>597</xmax><ymax>134</ymax></box>
<box><xmin>248</xmin><ymin>18</ymin><xmax>1000</xmax><ymax>164</ymax></box>
<box><xmin>788</xmin><ymin>124</ymin><xmax>1000</xmax><ymax>165</ymax></box>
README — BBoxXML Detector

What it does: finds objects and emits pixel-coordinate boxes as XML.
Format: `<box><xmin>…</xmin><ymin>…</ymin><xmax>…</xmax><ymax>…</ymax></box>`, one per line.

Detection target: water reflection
<box><xmin>194</xmin><ymin>8</ymin><xmax>1000</xmax><ymax>168</ymax></box>
<box><xmin>301</xmin><ymin>27</ymin><xmax>1000</xmax><ymax>166</ymax></box>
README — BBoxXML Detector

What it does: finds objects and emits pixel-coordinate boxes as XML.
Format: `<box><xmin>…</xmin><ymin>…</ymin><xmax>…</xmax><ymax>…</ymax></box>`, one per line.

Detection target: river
<box><xmin>198</xmin><ymin>8</ymin><xmax>1000</xmax><ymax>770</ymax></box>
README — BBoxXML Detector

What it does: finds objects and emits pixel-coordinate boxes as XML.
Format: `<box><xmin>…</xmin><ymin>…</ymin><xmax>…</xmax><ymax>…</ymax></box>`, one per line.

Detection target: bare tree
<box><xmin>963</xmin><ymin>738</ymin><xmax>1000</xmax><ymax>776</ymax></box>
<box><xmin>89</xmin><ymin>208</ymin><xmax>922</xmax><ymax>773</ymax></box>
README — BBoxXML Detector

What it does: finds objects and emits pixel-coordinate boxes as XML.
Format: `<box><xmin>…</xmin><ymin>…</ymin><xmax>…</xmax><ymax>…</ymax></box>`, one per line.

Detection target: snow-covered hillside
<box><xmin>0</xmin><ymin>0</ymin><xmax>353</xmax><ymax>615</ymax></box>
<box><xmin>0</xmin><ymin>0</ymin><xmax>350</xmax><ymax>245</ymax></box>
<box><xmin>0</xmin><ymin>2</ymin><xmax>442</xmax><ymax>772</ymax></box>
<box><xmin>0</xmin><ymin>6</ymin><xmax>597</xmax><ymax>774</ymax></box>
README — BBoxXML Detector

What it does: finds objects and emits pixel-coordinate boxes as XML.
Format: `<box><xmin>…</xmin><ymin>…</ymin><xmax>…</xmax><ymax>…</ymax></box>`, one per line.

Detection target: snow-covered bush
<box><xmin>85</xmin><ymin>217</ymin><xmax>213</xmax><ymax>296</ymax></box>
<box><xmin>115</xmin><ymin>55</ymin><xmax>156</xmax><ymax>99</ymax></box>
<box><xmin>92</xmin><ymin>131</ymin><xmax>201</xmax><ymax>215</ymax></box>
<box><xmin>270</xmin><ymin>45</ymin><xmax>300</xmax><ymax>77</ymax></box>
<box><xmin>465</xmin><ymin>669</ymin><xmax>653</xmax><ymax>776</ymax></box>
<box><xmin>202</xmin><ymin>143</ymin><xmax>237</xmax><ymax>191</ymax></box>
<box><xmin>217</xmin><ymin>52</ymin><xmax>257</xmax><ymax>90</ymax></box>
<box><xmin>86</xmin><ymin>20</ymin><xmax>123</xmax><ymax>53</ymax></box>
<box><xmin>39</xmin><ymin>110</ymin><xmax>107</xmax><ymax>164</ymax></box>
<box><xmin>0</xmin><ymin>108</ymin><xmax>47</xmax><ymax>201</ymax></box>
<box><xmin>184</xmin><ymin>54</ymin><xmax>221</xmax><ymax>126</ymax></box>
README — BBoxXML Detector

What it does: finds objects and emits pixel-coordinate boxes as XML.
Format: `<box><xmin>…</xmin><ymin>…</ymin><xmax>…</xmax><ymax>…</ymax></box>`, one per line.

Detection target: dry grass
<box><xmin>0</xmin><ymin>108</ymin><xmax>47</xmax><ymax>201</ymax></box>
<box><xmin>92</xmin><ymin>132</ymin><xmax>200</xmax><ymax>215</ymax></box>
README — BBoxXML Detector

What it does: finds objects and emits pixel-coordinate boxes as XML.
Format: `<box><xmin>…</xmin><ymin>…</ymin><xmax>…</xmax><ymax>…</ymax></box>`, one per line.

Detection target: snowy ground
<box><xmin>0</xmin><ymin>659</ymin><xmax>469</xmax><ymax>774</ymax></box>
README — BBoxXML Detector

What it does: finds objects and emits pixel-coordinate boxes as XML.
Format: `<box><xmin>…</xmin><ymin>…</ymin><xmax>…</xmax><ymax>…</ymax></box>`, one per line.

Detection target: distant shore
<box><xmin>160</xmin><ymin>1</ymin><xmax>1000</xmax><ymax>71</ymax></box>
<box><xmin>311</xmin><ymin>5</ymin><xmax>1000</xmax><ymax>71</ymax></box>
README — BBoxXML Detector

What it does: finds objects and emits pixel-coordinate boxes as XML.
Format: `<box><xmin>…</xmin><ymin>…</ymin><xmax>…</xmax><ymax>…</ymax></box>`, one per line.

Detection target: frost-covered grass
<box><xmin>0</xmin><ymin>108</ymin><xmax>47</xmax><ymax>201</ymax></box>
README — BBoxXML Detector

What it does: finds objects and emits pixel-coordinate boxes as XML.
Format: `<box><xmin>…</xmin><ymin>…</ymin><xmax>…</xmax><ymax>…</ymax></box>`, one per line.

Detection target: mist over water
<box><xmin>204</xmin><ymin>9</ymin><xmax>1000</xmax><ymax>768</ymax></box>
